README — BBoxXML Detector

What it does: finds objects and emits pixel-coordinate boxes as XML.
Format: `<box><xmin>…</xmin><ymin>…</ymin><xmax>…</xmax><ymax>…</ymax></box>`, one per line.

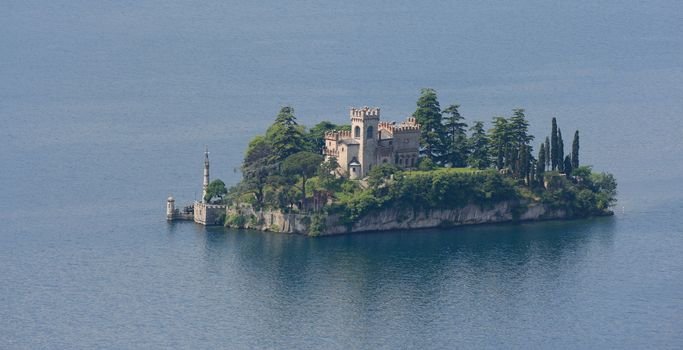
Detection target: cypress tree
<box><xmin>558</xmin><ymin>128</ymin><xmax>565</xmax><ymax>173</ymax></box>
<box><xmin>564</xmin><ymin>155</ymin><xmax>573</xmax><ymax>176</ymax></box>
<box><xmin>550</xmin><ymin>118</ymin><xmax>558</xmax><ymax>170</ymax></box>
<box><xmin>544</xmin><ymin>136</ymin><xmax>551</xmax><ymax>169</ymax></box>
<box><xmin>572</xmin><ymin>130</ymin><xmax>580</xmax><ymax>169</ymax></box>
<box><xmin>537</xmin><ymin>143</ymin><xmax>546</xmax><ymax>175</ymax></box>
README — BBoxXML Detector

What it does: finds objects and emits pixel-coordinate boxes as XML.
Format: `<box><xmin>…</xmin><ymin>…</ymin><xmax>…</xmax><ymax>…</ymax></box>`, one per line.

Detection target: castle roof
<box><xmin>339</xmin><ymin>139</ymin><xmax>359</xmax><ymax>145</ymax></box>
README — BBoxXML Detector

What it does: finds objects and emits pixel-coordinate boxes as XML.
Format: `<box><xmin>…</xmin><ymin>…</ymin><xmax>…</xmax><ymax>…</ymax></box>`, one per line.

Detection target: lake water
<box><xmin>1</xmin><ymin>1</ymin><xmax>682</xmax><ymax>348</ymax></box>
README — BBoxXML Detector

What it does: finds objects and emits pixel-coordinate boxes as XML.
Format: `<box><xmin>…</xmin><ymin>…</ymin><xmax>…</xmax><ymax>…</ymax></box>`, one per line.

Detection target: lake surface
<box><xmin>1</xmin><ymin>1</ymin><xmax>682</xmax><ymax>348</ymax></box>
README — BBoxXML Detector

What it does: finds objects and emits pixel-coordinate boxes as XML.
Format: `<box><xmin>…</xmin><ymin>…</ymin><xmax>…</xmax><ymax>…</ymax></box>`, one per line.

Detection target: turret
<box><xmin>350</xmin><ymin>107</ymin><xmax>380</xmax><ymax>177</ymax></box>
<box><xmin>202</xmin><ymin>146</ymin><xmax>209</xmax><ymax>203</ymax></box>
<box><xmin>166</xmin><ymin>196</ymin><xmax>175</xmax><ymax>220</ymax></box>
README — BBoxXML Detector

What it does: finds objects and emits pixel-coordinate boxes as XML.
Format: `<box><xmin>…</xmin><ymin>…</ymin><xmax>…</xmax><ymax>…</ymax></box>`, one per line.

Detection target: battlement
<box><xmin>350</xmin><ymin>106</ymin><xmax>380</xmax><ymax>122</ymax></box>
<box><xmin>393</xmin><ymin>123</ymin><xmax>421</xmax><ymax>133</ymax></box>
<box><xmin>377</xmin><ymin>117</ymin><xmax>421</xmax><ymax>135</ymax></box>
<box><xmin>325</xmin><ymin>130</ymin><xmax>353</xmax><ymax>140</ymax></box>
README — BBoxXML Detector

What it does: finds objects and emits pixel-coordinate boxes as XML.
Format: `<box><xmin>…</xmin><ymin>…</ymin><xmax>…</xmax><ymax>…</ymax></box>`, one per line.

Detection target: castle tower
<box><xmin>166</xmin><ymin>196</ymin><xmax>175</xmax><ymax>220</ymax></box>
<box><xmin>350</xmin><ymin>107</ymin><xmax>380</xmax><ymax>177</ymax></box>
<box><xmin>202</xmin><ymin>145</ymin><xmax>209</xmax><ymax>203</ymax></box>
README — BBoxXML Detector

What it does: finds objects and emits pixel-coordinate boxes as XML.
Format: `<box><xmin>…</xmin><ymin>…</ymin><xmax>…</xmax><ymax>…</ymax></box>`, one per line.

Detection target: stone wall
<box><xmin>224</xmin><ymin>201</ymin><xmax>569</xmax><ymax>236</ymax></box>
<box><xmin>194</xmin><ymin>201</ymin><xmax>226</xmax><ymax>226</ymax></box>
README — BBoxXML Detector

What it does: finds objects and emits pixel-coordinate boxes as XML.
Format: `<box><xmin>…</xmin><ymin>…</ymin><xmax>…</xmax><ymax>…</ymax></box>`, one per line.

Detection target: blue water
<box><xmin>2</xmin><ymin>1</ymin><xmax>682</xmax><ymax>348</ymax></box>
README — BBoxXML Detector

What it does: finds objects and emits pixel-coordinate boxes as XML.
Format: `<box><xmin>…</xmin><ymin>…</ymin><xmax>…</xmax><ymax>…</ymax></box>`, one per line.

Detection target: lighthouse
<box><xmin>202</xmin><ymin>145</ymin><xmax>210</xmax><ymax>203</ymax></box>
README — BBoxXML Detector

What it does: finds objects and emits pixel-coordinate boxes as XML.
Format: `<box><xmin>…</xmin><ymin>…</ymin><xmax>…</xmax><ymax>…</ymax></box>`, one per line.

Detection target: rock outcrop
<box><xmin>225</xmin><ymin>201</ymin><xmax>569</xmax><ymax>236</ymax></box>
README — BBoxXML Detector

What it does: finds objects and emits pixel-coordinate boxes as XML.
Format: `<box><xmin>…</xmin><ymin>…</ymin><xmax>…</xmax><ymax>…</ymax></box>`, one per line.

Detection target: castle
<box><xmin>323</xmin><ymin>107</ymin><xmax>421</xmax><ymax>179</ymax></box>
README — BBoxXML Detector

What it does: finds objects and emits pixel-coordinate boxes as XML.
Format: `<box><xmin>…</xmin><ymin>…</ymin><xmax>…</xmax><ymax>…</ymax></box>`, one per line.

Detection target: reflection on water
<box><xmin>191</xmin><ymin>218</ymin><xmax>617</xmax><ymax>347</ymax></box>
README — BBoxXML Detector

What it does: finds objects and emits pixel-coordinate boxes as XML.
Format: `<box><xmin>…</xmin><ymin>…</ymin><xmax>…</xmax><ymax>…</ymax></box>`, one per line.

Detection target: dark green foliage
<box><xmin>241</xmin><ymin>136</ymin><xmax>275</xmax><ymax>207</ymax></box>
<box><xmin>537</xmin><ymin>143</ymin><xmax>546</xmax><ymax>176</ymax></box>
<box><xmin>442</xmin><ymin>104</ymin><xmax>469</xmax><ymax>167</ymax></box>
<box><xmin>467</xmin><ymin>121</ymin><xmax>490</xmax><ymax>169</ymax></box>
<box><xmin>367</xmin><ymin>164</ymin><xmax>401</xmax><ymax>189</ymax></box>
<box><xmin>204</xmin><ymin>179</ymin><xmax>227</xmax><ymax>203</ymax></box>
<box><xmin>282</xmin><ymin>151</ymin><xmax>324</xmax><ymax>210</ymax></box>
<box><xmin>489</xmin><ymin>117</ymin><xmax>510</xmax><ymax>170</ymax></box>
<box><xmin>412</xmin><ymin>88</ymin><xmax>445</xmax><ymax>162</ymax></box>
<box><xmin>551</xmin><ymin>118</ymin><xmax>559</xmax><ymax>170</ymax></box>
<box><xmin>564</xmin><ymin>155</ymin><xmax>573</xmax><ymax>177</ymax></box>
<box><xmin>558</xmin><ymin>128</ymin><xmax>565</xmax><ymax>173</ymax></box>
<box><xmin>544</xmin><ymin>136</ymin><xmax>551</xmax><ymax>169</ymax></box>
<box><xmin>417</xmin><ymin>157</ymin><xmax>436</xmax><ymax>171</ymax></box>
<box><xmin>542</xmin><ymin>167</ymin><xmax>617</xmax><ymax>216</ymax></box>
<box><xmin>306</xmin><ymin>121</ymin><xmax>337</xmax><ymax>153</ymax></box>
<box><xmin>266</xmin><ymin>106</ymin><xmax>306</xmax><ymax>163</ymax></box>
<box><xmin>572</xmin><ymin>130</ymin><xmax>580</xmax><ymax>169</ymax></box>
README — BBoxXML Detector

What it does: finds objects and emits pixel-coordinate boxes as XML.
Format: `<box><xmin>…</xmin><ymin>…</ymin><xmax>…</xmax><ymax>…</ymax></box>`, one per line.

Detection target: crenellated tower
<box><xmin>350</xmin><ymin>107</ymin><xmax>380</xmax><ymax>177</ymax></box>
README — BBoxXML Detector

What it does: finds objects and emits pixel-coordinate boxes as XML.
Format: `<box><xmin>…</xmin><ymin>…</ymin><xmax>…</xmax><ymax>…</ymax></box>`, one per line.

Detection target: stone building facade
<box><xmin>323</xmin><ymin>107</ymin><xmax>421</xmax><ymax>179</ymax></box>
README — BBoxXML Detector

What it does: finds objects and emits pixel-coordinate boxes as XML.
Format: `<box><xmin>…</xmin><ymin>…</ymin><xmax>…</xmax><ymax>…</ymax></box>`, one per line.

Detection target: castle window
<box><xmin>367</xmin><ymin>126</ymin><xmax>374</xmax><ymax>139</ymax></box>
<box><xmin>354</xmin><ymin>126</ymin><xmax>361</xmax><ymax>138</ymax></box>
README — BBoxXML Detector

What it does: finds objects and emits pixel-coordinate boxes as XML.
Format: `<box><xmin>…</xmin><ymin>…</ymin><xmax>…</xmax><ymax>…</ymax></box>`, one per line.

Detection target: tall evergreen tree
<box><xmin>266</xmin><ymin>106</ymin><xmax>306</xmax><ymax>163</ymax></box>
<box><xmin>412</xmin><ymin>88</ymin><xmax>445</xmax><ymax>163</ymax></box>
<box><xmin>544</xmin><ymin>136</ymin><xmax>551</xmax><ymax>169</ymax></box>
<box><xmin>563</xmin><ymin>155</ymin><xmax>573</xmax><ymax>176</ymax></box>
<box><xmin>509</xmin><ymin>108</ymin><xmax>534</xmax><ymax>146</ymax></box>
<box><xmin>467</xmin><ymin>121</ymin><xmax>490</xmax><ymax>169</ymax></box>
<box><xmin>558</xmin><ymin>128</ymin><xmax>565</xmax><ymax>173</ymax></box>
<box><xmin>537</xmin><ymin>143</ymin><xmax>546</xmax><ymax>175</ymax></box>
<box><xmin>571</xmin><ymin>130</ymin><xmax>580</xmax><ymax>169</ymax></box>
<box><xmin>489</xmin><ymin>117</ymin><xmax>511</xmax><ymax>170</ymax></box>
<box><xmin>551</xmin><ymin>117</ymin><xmax>559</xmax><ymax>170</ymax></box>
<box><xmin>442</xmin><ymin>104</ymin><xmax>468</xmax><ymax>167</ymax></box>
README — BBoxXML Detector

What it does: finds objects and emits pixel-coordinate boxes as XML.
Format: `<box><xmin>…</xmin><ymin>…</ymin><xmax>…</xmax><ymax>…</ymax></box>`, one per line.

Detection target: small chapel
<box><xmin>323</xmin><ymin>107</ymin><xmax>421</xmax><ymax>179</ymax></box>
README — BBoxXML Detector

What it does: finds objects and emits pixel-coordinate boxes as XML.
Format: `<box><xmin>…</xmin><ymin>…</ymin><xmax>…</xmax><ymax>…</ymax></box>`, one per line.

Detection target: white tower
<box><xmin>166</xmin><ymin>196</ymin><xmax>175</xmax><ymax>220</ymax></box>
<box><xmin>202</xmin><ymin>145</ymin><xmax>210</xmax><ymax>203</ymax></box>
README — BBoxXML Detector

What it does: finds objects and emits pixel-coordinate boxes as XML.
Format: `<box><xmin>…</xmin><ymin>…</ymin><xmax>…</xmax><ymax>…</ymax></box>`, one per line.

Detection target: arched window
<box><xmin>366</xmin><ymin>126</ymin><xmax>374</xmax><ymax>139</ymax></box>
<box><xmin>354</xmin><ymin>126</ymin><xmax>361</xmax><ymax>138</ymax></box>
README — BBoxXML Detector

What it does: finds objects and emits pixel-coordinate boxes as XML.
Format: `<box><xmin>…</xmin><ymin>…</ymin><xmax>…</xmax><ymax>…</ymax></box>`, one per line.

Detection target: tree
<box><xmin>306</xmin><ymin>121</ymin><xmax>337</xmax><ymax>153</ymax></box>
<box><xmin>558</xmin><ymin>128</ymin><xmax>565</xmax><ymax>173</ymax></box>
<box><xmin>563</xmin><ymin>155</ymin><xmax>573</xmax><ymax>177</ymax></box>
<box><xmin>442</xmin><ymin>104</ymin><xmax>468</xmax><ymax>167</ymax></box>
<box><xmin>318</xmin><ymin>157</ymin><xmax>343</xmax><ymax>193</ymax></box>
<box><xmin>489</xmin><ymin>117</ymin><xmax>511</xmax><ymax>170</ymax></box>
<box><xmin>551</xmin><ymin>117</ymin><xmax>559</xmax><ymax>170</ymax></box>
<box><xmin>544</xmin><ymin>136</ymin><xmax>551</xmax><ymax>169</ymax></box>
<box><xmin>467</xmin><ymin>121</ymin><xmax>490</xmax><ymax>169</ymax></box>
<box><xmin>537</xmin><ymin>143</ymin><xmax>546</xmax><ymax>176</ymax></box>
<box><xmin>591</xmin><ymin>172</ymin><xmax>618</xmax><ymax>211</ymax></box>
<box><xmin>204</xmin><ymin>179</ymin><xmax>227</xmax><ymax>203</ymax></box>
<box><xmin>241</xmin><ymin>136</ymin><xmax>275</xmax><ymax>207</ymax></box>
<box><xmin>572</xmin><ymin>130</ymin><xmax>580</xmax><ymax>169</ymax></box>
<box><xmin>367</xmin><ymin>164</ymin><xmax>401</xmax><ymax>189</ymax></box>
<box><xmin>412</xmin><ymin>88</ymin><xmax>444</xmax><ymax>163</ymax></box>
<box><xmin>509</xmin><ymin>108</ymin><xmax>534</xmax><ymax>147</ymax></box>
<box><xmin>282</xmin><ymin>151</ymin><xmax>324</xmax><ymax>211</ymax></box>
<box><xmin>266</xmin><ymin>106</ymin><xmax>306</xmax><ymax>163</ymax></box>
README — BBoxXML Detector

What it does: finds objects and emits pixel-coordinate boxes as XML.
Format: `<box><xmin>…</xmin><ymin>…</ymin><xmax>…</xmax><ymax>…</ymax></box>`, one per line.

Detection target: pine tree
<box><xmin>571</xmin><ymin>130</ymin><xmax>580</xmax><ymax>169</ymax></box>
<box><xmin>442</xmin><ymin>104</ymin><xmax>469</xmax><ymax>167</ymax></box>
<box><xmin>467</xmin><ymin>121</ymin><xmax>490</xmax><ymax>169</ymax></box>
<box><xmin>412</xmin><ymin>88</ymin><xmax>445</xmax><ymax>163</ymax></box>
<box><xmin>558</xmin><ymin>128</ymin><xmax>565</xmax><ymax>173</ymax></box>
<box><xmin>551</xmin><ymin>118</ymin><xmax>558</xmax><ymax>170</ymax></box>
<box><xmin>266</xmin><ymin>106</ymin><xmax>306</xmax><ymax>163</ymax></box>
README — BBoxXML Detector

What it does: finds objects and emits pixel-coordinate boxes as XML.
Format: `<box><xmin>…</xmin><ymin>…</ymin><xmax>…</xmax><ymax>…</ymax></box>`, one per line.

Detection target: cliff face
<box><xmin>226</xmin><ymin>201</ymin><xmax>569</xmax><ymax>236</ymax></box>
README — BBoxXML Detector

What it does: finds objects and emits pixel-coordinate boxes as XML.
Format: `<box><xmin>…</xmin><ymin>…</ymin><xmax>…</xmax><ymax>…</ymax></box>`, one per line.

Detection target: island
<box><xmin>167</xmin><ymin>88</ymin><xmax>617</xmax><ymax>236</ymax></box>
